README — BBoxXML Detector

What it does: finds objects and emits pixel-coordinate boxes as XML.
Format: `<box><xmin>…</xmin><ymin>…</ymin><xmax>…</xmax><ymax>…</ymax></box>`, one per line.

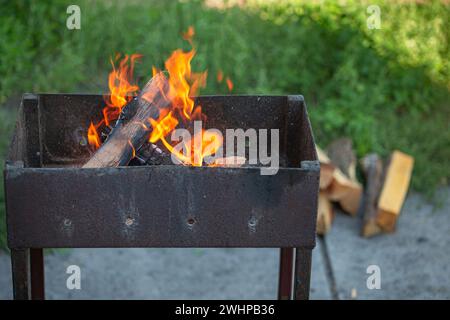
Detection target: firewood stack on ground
<box><xmin>316</xmin><ymin>138</ymin><xmax>414</xmax><ymax>238</ymax></box>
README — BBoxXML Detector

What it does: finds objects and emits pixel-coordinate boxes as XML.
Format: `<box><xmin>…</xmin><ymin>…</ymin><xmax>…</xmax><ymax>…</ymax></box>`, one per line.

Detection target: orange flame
<box><xmin>103</xmin><ymin>54</ymin><xmax>141</xmax><ymax>126</ymax></box>
<box><xmin>149</xmin><ymin>111</ymin><xmax>179</xmax><ymax>143</ymax></box>
<box><xmin>88</xmin><ymin>54</ymin><xmax>141</xmax><ymax>149</ymax></box>
<box><xmin>182</xmin><ymin>26</ymin><xmax>195</xmax><ymax>44</ymax></box>
<box><xmin>148</xmin><ymin>27</ymin><xmax>222</xmax><ymax>166</ymax></box>
<box><xmin>160</xmin><ymin>128</ymin><xmax>223</xmax><ymax>167</ymax></box>
<box><xmin>87</xmin><ymin>122</ymin><xmax>101</xmax><ymax>149</ymax></box>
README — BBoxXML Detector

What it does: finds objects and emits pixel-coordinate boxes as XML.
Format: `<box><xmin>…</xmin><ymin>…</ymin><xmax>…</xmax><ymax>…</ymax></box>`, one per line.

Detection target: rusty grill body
<box><xmin>4</xmin><ymin>94</ymin><xmax>319</xmax><ymax>300</ymax></box>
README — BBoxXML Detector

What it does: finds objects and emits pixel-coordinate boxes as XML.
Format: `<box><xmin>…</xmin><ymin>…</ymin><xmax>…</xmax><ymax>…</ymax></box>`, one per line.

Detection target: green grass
<box><xmin>0</xmin><ymin>0</ymin><xmax>449</xmax><ymax>249</ymax></box>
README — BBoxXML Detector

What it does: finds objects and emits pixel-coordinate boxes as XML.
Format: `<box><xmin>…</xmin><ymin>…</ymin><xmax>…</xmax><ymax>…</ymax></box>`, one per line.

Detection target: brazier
<box><xmin>4</xmin><ymin>94</ymin><xmax>319</xmax><ymax>299</ymax></box>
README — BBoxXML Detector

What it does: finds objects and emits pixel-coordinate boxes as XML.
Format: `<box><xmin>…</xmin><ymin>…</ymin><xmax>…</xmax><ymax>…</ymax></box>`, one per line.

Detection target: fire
<box><xmin>149</xmin><ymin>111</ymin><xmax>179</xmax><ymax>143</ymax></box>
<box><xmin>87</xmin><ymin>122</ymin><xmax>101</xmax><ymax>149</ymax></box>
<box><xmin>164</xmin><ymin>49</ymin><xmax>197</xmax><ymax>119</ymax></box>
<box><xmin>103</xmin><ymin>53</ymin><xmax>141</xmax><ymax>126</ymax></box>
<box><xmin>88</xmin><ymin>54</ymin><xmax>141</xmax><ymax>150</ymax></box>
<box><xmin>88</xmin><ymin>26</ymin><xmax>224</xmax><ymax>167</ymax></box>
<box><xmin>148</xmin><ymin>27</ymin><xmax>221</xmax><ymax>166</ymax></box>
<box><xmin>163</xmin><ymin>129</ymin><xmax>223</xmax><ymax>167</ymax></box>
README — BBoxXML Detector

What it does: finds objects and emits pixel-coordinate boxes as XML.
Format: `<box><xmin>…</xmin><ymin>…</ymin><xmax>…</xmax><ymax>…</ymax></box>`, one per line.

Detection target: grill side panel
<box><xmin>6</xmin><ymin>166</ymin><xmax>319</xmax><ymax>248</ymax></box>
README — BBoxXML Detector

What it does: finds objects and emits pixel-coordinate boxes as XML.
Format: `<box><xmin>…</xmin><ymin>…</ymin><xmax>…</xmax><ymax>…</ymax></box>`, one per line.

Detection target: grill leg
<box><xmin>277</xmin><ymin>248</ymin><xmax>294</xmax><ymax>300</ymax></box>
<box><xmin>11</xmin><ymin>248</ymin><xmax>31</xmax><ymax>300</ymax></box>
<box><xmin>30</xmin><ymin>248</ymin><xmax>45</xmax><ymax>300</ymax></box>
<box><xmin>293</xmin><ymin>247</ymin><xmax>312</xmax><ymax>300</ymax></box>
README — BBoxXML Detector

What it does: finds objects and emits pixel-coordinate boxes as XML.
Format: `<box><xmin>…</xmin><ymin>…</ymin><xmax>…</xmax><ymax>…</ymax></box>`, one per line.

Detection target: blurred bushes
<box><xmin>0</xmin><ymin>0</ymin><xmax>449</xmax><ymax>247</ymax></box>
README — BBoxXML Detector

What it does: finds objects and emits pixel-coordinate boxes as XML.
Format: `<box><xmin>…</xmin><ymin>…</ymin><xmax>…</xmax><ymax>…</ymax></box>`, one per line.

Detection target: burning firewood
<box><xmin>84</xmin><ymin>27</ymin><xmax>215</xmax><ymax>169</ymax></box>
<box><xmin>83</xmin><ymin>73</ymin><xmax>170</xmax><ymax>168</ymax></box>
<box><xmin>360</xmin><ymin>154</ymin><xmax>383</xmax><ymax>238</ymax></box>
<box><xmin>129</xmin><ymin>143</ymin><xmax>172</xmax><ymax>166</ymax></box>
<box><xmin>375</xmin><ymin>150</ymin><xmax>414</xmax><ymax>232</ymax></box>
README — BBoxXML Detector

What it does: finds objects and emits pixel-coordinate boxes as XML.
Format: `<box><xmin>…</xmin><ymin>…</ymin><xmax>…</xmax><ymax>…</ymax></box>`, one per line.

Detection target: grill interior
<box><xmin>13</xmin><ymin>94</ymin><xmax>316</xmax><ymax>168</ymax></box>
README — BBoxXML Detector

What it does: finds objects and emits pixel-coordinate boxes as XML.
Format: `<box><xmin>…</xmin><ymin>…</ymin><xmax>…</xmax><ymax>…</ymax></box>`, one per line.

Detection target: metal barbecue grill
<box><xmin>4</xmin><ymin>93</ymin><xmax>319</xmax><ymax>300</ymax></box>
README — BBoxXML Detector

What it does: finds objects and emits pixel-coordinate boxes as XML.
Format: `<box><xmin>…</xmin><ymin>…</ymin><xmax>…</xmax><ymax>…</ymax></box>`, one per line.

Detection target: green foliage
<box><xmin>0</xmin><ymin>0</ymin><xmax>449</xmax><ymax>249</ymax></box>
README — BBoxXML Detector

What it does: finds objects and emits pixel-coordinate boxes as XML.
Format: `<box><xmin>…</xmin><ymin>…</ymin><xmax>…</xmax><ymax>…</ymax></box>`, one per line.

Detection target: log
<box><xmin>316</xmin><ymin>191</ymin><xmax>334</xmax><ymax>235</ymax></box>
<box><xmin>327</xmin><ymin>169</ymin><xmax>363</xmax><ymax>216</ymax></box>
<box><xmin>376</xmin><ymin>150</ymin><xmax>414</xmax><ymax>232</ymax></box>
<box><xmin>320</xmin><ymin>163</ymin><xmax>335</xmax><ymax>190</ymax></box>
<box><xmin>360</xmin><ymin>154</ymin><xmax>383</xmax><ymax>238</ymax></box>
<box><xmin>316</xmin><ymin>145</ymin><xmax>335</xmax><ymax>190</ymax></box>
<box><xmin>83</xmin><ymin>74</ymin><xmax>170</xmax><ymax>168</ymax></box>
<box><xmin>325</xmin><ymin>138</ymin><xmax>362</xmax><ymax>216</ymax></box>
<box><xmin>326</xmin><ymin>137</ymin><xmax>357</xmax><ymax>181</ymax></box>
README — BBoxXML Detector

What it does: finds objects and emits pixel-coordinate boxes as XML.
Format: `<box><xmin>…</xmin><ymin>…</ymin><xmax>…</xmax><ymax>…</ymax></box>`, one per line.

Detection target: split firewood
<box><xmin>325</xmin><ymin>138</ymin><xmax>362</xmax><ymax>216</ymax></box>
<box><xmin>376</xmin><ymin>150</ymin><xmax>414</xmax><ymax>232</ymax></box>
<box><xmin>316</xmin><ymin>145</ymin><xmax>335</xmax><ymax>190</ymax></box>
<box><xmin>360</xmin><ymin>154</ymin><xmax>383</xmax><ymax>238</ymax></box>
<box><xmin>316</xmin><ymin>143</ymin><xmax>362</xmax><ymax>216</ymax></box>
<box><xmin>327</xmin><ymin>170</ymin><xmax>362</xmax><ymax>216</ymax></box>
<box><xmin>83</xmin><ymin>73</ymin><xmax>170</xmax><ymax>168</ymax></box>
<box><xmin>326</xmin><ymin>137</ymin><xmax>357</xmax><ymax>181</ymax></box>
<box><xmin>316</xmin><ymin>191</ymin><xmax>334</xmax><ymax>236</ymax></box>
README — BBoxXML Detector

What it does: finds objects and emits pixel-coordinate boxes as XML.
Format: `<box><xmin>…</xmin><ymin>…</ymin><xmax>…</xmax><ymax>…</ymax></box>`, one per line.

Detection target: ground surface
<box><xmin>0</xmin><ymin>188</ymin><xmax>448</xmax><ymax>300</ymax></box>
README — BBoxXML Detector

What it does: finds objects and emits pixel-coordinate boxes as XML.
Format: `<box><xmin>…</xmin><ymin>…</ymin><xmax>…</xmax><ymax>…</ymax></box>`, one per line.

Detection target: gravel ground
<box><xmin>325</xmin><ymin>187</ymin><xmax>450</xmax><ymax>300</ymax></box>
<box><xmin>0</xmin><ymin>188</ymin><xmax>448</xmax><ymax>300</ymax></box>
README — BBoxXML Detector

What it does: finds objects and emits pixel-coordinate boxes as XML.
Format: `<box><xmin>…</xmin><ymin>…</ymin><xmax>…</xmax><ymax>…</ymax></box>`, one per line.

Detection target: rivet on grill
<box><xmin>248</xmin><ymin>216</ymin><xmax>257</xmax><ymax>232</ymax></box>
<box><xmin>125</xmin><ymin>218</ymin><xmax>134</xmax><ymax>226</ymax></box>
<box><xmin>186</xmin><ymin>218</ymin><xmax>196</xmax><ymax>227</ymax></box>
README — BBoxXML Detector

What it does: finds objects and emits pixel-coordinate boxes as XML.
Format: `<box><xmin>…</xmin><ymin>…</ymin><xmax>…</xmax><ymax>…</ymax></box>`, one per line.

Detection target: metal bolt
<box><xmin>125</xmin><ymin>217</ymin><xmax>134</xmax><ymax>226</ymax></box>
<box><xmin>187</xmin><ymin>218</ymin><xmax>196</xmax><ymax>227</ymax></box>
<box><xmin>248</xmin><ymin>216</ymin><xmax>257</xmax><ymax>232</ymax></box>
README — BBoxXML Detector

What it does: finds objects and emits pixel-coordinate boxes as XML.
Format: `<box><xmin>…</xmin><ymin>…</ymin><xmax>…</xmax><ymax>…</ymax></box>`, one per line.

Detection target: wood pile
<box><xmin>316</xmin><ymin>139</ymin><xmax>414</xmax><ymax>238</ymax></box>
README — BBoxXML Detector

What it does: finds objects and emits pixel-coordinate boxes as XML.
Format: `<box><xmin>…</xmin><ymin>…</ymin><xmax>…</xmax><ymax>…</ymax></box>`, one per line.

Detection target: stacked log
<box><xmin>315</xmin><ymin>141</ymin><xmax>413</xmax><ymax>238</ymax></box>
